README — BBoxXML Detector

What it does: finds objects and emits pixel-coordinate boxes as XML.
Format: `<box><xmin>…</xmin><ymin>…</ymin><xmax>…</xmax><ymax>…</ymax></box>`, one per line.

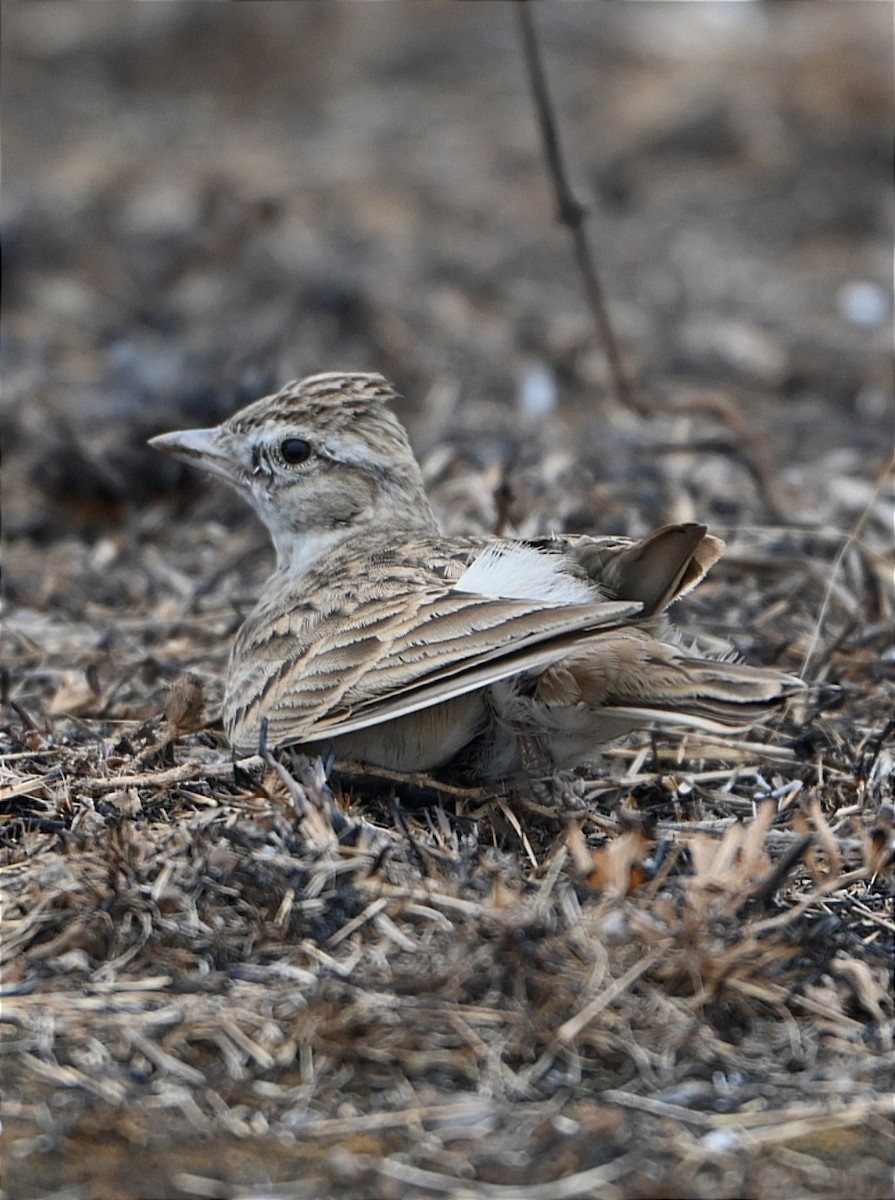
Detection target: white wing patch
<box><xmin>455</xmin><ymin>543</ymin><xmax>597</xmax><ymax>604</ymax></box>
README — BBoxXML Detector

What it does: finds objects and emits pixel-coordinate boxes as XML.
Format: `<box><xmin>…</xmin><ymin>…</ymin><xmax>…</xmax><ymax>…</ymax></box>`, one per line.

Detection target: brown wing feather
<box><xmin>535</xmin><ymin>633</ymin><xmax>803</xmax><ymax>732</ymax></box>
<box><xmin>225</xmin><ymin>576</ymin><xmax>641</xmax><ymax>753</ymax></box>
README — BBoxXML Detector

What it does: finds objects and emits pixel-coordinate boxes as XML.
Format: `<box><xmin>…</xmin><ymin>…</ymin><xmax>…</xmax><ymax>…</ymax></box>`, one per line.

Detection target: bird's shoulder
<box><xmin>229</xmin><ymin>531</ymin><xmax>637</xmax><ymax>667</ymax></box>
<box><xmin>247</xmin><ymin>532</ymin><xmax>620</xmax><ymax>627</ymax></box>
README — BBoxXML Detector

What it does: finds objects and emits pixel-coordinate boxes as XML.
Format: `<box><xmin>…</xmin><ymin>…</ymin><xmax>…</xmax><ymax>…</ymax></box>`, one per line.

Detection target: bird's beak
<box><xmin>149</xmin><ymin>426</ymin><xmax>238</xmax><ymax>484</ymax></box>
<box><xmin>149</xmin><ymin>426</ymin><xmax>220</xmax><ymax>461</ymax></box>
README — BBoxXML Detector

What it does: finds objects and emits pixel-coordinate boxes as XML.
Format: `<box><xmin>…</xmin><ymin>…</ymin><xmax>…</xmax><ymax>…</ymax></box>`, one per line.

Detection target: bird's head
<box><xmin>149</xmin><ymin>372</ymin><xmax>437</xmax><ymax>573</ymax></box>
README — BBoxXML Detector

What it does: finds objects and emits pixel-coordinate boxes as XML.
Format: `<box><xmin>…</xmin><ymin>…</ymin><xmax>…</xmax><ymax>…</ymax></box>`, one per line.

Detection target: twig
<box><xmin>709</xmin><ymin>1094</ymin><xmax>894</xmax><ymax>1132</ymax></box>
<box><xmin>375</xmin><ymin>1149</ymin><xmax>641</xmax><ymax>1199</ymax></box>
<box><xmin>332</xmin><ymin>760</ymin><xmax>491</xmax><ymax>805</ymax></box>
<box><xmin>556</xmin><ymin>945</ymin><xmax>665</xmax><ymax>1044</ymax></box>
<box><xmin>515</xmin><ymin>0</ymin><xmax>637</xmax><ymax>413</ymax></box>
<box><xmin>801</xmin><ymin>453</ymin><xmax>894</xmax><ymax>680</ymax></box>
<box><xmin>79</xmin><ymin>759</ymin><xmax>247</xmax><ymax>793</ymax></box>
<box><xmin>283</xmin><ymin>1099</ymin><xmax>504</xmax><ymax>1140</ymax></box>
<box><xmin>600</xmin><ymin>1087</ymin><xmax>716</xmax><ymax>1128</ymax></box>
<box><xmin>513</xmin><ymin>4</ymin><xmax>791</xmax><ymax>516</ymax></box>
<box><xmin>0</xmin><ymin>767</ymin><xmax>63</xmax><ymax>803</ymax></box>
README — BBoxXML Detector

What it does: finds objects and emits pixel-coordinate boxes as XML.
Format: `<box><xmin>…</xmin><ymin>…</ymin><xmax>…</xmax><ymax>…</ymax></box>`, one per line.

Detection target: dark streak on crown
<box><xmin>226</xmin><ymin>372</ymin><xmax>400</xmax><ymax>435</ymax></box>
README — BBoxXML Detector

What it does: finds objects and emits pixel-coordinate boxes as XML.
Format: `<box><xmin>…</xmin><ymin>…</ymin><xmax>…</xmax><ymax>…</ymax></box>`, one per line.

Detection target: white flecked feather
<box><xmin>455</xmin><ymin>542</ymin><xmax>599</xmax><ymax>605</ymax></box>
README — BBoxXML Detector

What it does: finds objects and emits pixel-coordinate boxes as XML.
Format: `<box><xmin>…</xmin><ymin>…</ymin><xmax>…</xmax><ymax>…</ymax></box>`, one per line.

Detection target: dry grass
<box><xmin>2</xmin><ymin>457</ymin><xmax>893</xmax><ymax>1199</ymax></box>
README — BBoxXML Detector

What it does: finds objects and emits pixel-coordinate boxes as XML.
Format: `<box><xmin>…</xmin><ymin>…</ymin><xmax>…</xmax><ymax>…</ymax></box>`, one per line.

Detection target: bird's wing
<box><xmin>225</xmin><ymin>566</ymin><xmax>642</xmax><ymax>752</ymax></box>
<box><xmin>534</xmin><ymin>632</ymin><xmax>804</xmax><ymax>734</ymax></box>
<box><xmin>530</xmin><ymin>523</ymin><xmax>725</xmax><ymax>616</ymax></box>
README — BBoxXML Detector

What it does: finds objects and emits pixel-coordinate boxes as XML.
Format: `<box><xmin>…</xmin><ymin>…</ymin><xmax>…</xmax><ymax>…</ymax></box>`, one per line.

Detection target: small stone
<box><xmin>165</xmin><ymin>671</ymin><xmax>205</xmax><ymax>735</ymax></box>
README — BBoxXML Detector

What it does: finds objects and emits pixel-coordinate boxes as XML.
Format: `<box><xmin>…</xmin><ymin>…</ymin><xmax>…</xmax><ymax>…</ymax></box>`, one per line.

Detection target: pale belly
<box><xmin>307</xmin><ymin>692</ymin><xmax>490</xmax><ymax>773</ymax></box>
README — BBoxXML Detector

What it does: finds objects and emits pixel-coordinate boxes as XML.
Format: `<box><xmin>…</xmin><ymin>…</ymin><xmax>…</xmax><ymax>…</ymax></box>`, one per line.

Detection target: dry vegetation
<box><xmin>2</xmin><ymin>5</ymin><xmax>893</xmax><ymax>1199</ymax></box>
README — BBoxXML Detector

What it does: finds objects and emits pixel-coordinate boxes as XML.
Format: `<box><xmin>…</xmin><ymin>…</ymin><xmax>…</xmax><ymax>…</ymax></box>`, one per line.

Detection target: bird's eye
<box><xmin>280</xmin><ymin>437</ymin><xmax>312</xmax><ymax>465</ymax></box>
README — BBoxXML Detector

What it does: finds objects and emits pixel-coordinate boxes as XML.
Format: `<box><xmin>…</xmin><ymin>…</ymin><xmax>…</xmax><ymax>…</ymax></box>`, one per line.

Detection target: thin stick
<box><xmin>515</xmin><ymin>0</ymin><xmax>639</xmax><ymax>413</ymax></box>
<box><xmin>800</xmin><ymin>453</ymin><xmax>894</xmax><ymax>679</ymax></box>
<box><xmin>375</xmin><ymin>1150</ymin><xmax>641</xmax><ymax>1200</ymax></box>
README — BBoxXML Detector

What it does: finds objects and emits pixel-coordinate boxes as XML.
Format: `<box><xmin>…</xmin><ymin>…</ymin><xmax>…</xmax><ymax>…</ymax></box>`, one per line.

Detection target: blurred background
<box><xmin>3</xmin><ymin>1</ymin><xmax>892</xmax><ymax>605</ymax></box>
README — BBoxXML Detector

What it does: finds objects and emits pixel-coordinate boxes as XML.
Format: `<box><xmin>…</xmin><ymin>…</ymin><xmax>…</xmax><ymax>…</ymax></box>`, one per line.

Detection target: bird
<box><xmin>149</xmin><ymin>371</ymin><xmax>801</xmax><ymax>781</ymax></box>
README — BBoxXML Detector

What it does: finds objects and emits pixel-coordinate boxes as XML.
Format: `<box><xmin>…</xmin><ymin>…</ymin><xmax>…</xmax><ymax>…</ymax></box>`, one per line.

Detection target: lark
<box><xmin>150</xmin><ymin>372</ymin><xmax>801</xmax><ymax>780</ymax></box>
